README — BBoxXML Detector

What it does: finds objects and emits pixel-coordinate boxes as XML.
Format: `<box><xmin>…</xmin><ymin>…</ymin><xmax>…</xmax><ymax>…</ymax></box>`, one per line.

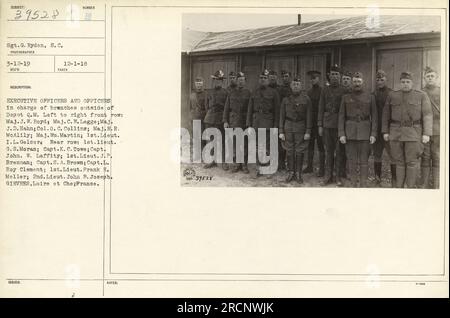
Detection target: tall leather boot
<box><xmin>360</xmin><ymin>164</ymin><xmax>369</xmax><ymax>188</ymax></box>
<box><xmin>303</xmin><ymin>149</ymin><xmax>314</xmax><ymax>173</ymax></box>
<box><xmin>285</xmin><ymin>154</ymin><xmax>295</xmax><ymax>183</ymax></box>
<box><xmin>317</xmin><ymin>152</ymin><xmax>325</xmax><ymax>177</ymax></box>
<box><xmin>296</xmin><ymin>153</ymin><xmax>304</xmax><ymax>184</ymax></box>
<box><xmin>320</xmin><ymin>164</ymin><xmax>334</xmax><ymax>186</ymax></box>
<box><xmin>390</xmin><ymin>164</ymin><xmax>397</xmax><ymax>188</ymax></box>
<box><xmin>420</xmin><ymin>166</ymin><xmax>431</xmax><ymax>189</ymax></box>
<box><xmin>405</xmin><ymin>165</ymin><xmax>418</xmax><ymax>188</ymax></box>
<box><xmin>432</xmin><ymin>167</ymin><xmax>440</xmax><ymax>189</ymax></box>
<box><xmin>374</xmin><ymin>162</ymin><xmax>382</xmax><ymax>185</ymax></box>
<box><xmin>396</xmin><ymin>165</ymin><xmax>405</xmax><ymax>188</ymax></box>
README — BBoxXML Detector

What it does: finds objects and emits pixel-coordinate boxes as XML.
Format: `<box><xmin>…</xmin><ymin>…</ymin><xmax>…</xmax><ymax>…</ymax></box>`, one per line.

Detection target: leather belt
<box><xmin>390</xmin><ymin>119</ymin><xmax>421</xmax><ymax>127</ymax></box>
<box><xmin>346</xmin><ymin>115</ymin><xmax>369</xmax><ymax>122</ymax></box>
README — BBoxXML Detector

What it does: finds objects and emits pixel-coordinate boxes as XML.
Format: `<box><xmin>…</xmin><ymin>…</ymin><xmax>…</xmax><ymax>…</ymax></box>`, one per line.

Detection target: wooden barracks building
<box><xmin>181</xmin><ymin>15</ymin><xmax>441</xmax><ymax>129</ymax></box>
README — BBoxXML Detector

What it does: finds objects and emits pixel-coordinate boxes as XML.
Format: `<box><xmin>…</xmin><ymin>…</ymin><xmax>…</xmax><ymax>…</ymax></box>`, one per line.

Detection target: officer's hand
<box><xmin>224</xmin><ymin>122</ymin><xmax>229</xmax><ymax>128</ymax></box>
<box><xmin>339</xmin><ymin>136</ymin><xmax>346</xmax><ymax>144</ymax></box>
<box><xmin>383</xmin><ymin>134</ymin><xmax>389</xmax><ymax>141</ymax></box>
<box><xmin>304</xmin><ymin>133</ymin><xmax>311</xmax><ymax>140</ymax></box>
<box><xmin>318</xmin><ymin>127</ymin><xmax>323</xmax><ymax>136</ymax></box>
<box><xmin>369</xmin><ymin>136</ymin><xmax>376</xmax><ymax>144</ymax></box>
<box><xmin>279</xmin><ymin>133</ymin><xmax>285</xmax><ymax>141</ymax></box>
<box><xmin>422</xmin><ymin>135</ymin><xmax>430</xmax><ymax>144</ymax></box>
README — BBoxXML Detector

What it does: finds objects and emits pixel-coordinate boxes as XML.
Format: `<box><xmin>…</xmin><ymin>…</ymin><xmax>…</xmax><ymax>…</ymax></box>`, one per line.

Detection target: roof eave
<box><xmin>188</xmin><ymin>32</ymin><xmax>440</xmax><ymax>56</ymax></box>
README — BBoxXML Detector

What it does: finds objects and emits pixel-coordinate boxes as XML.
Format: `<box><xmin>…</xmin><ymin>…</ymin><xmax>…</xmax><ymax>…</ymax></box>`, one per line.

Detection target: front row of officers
<box><xmin>190</xmin><ymin>66</ymin><xmax>440</xmax><ymax>188</ymax></box>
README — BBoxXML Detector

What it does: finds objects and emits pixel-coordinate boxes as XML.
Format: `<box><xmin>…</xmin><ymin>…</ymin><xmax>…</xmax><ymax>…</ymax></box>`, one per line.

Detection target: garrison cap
<box><xmin>376</xmin><ymin>70</ymin><xmax>387</xmax><ymax>79</ymax></box>
<box><xmin>194</xmin><ymin>76</ymin><xmax>204</xmax><ymax>82</ymax></box>
<box><xmin>291</xmin><ymin>75</ymin><xmax>302</xmax><ymax>82</ymax></box>
<box><xmin>211</xmin><ymin>70</ymin><xmax>226</xmax><ymax>80</ymax></box>
<box><xmin>229</xmin><ymin>71</ymin><xmax>237</xmax><ymax>77</ymax></box>
<box><xmin>353</xmin><ymin>72</ymin><xmax>363</xmax><ymax>78</ymax></box>
<box><xmin>236</xmin><ymin>71</ymin><xmax>245</xmax><ymax>78</ymax></box>
<box><xmin>424</xmin><ymin>66</ymin><xmax>437</xmax><ymax>75</ymax></box>
<box><xmin>306</xmin><ymin>70</ymin><xmax>321</xmax><ymax>77</ymax></box>
<box><xmin>330</xmin><ymin>64</ymin><xmax>341</xmax><ymax>73</ymax></box>
<box><xmin>281</xmin><ymin>70</ymin><xmax>291</xmax><ymax>76</ymax></box>
<box><xmin>260</xmin><ymin>69</ymin><xmax>270</xmax><ymax>77</ymax></box>
<box><xmin>268</xmin><ymin>70</ymin><xmax>278</xmax><ymax>76</ymax></box>
<box><xmin>342</xmin><ymin>70</ymin><xmax>353</xmax><ymax>78</ymax></box>
<box><xmin>400</xmin><ymin>71</ymin><xmax>413</xmax><ymax>80</ymax></box>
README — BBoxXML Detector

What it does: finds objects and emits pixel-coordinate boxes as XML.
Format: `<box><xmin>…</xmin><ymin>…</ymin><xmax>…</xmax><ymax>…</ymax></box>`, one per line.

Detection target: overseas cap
<box><xmin>376</xmin><ymin>70</ymin><xmax>386</xmax><ymax>79</ymax></box>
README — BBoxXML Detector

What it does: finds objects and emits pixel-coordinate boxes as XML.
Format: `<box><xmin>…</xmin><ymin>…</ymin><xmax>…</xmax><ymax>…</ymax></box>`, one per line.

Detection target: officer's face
<box><xmin>259</xmin><ymin>76</ymin><xmax>269</xmax><ymax>86</ymax></box>
<box><xmin>329</xmin><ymin>71</ymin><xmax>340</xmax><ymax>84</ymax></box>
<box><xmin>400</xmin><ymin>79</ymin><xmax>413</xmax><ymax>91</ymax></box>
<box><xmin>310</xmin><ymin>76</ymin><xmax>320</xmax><ymax>86</ymax></box>
<box><xmin>229</xmin><ymin>76</ymin><xmax>237</xmax><ymax>85</ymax></box>
<box><xmin>290</xmin><ymin>81</ymin><xmax>302</xmax><ymax>93</ymax></box>
<box><xmin>237</xmin><ymin>77</ymin><xmax>246</xmax><ymax>87</ymax></box>
<box><xmin>194</xmin><ymin>80</ymin><xmax>203</xmax><ymax>90</ymax></box>
<box><xmin>268</xmin><ymin>75</ymin><xmax>277</xmax><ymax>84</ymax></box>
<box><xmin>282</xmin><ymin>74</ymin><xmax>290</xmax><ymax>84</ymax></box>
<box><xmin>352</xmin><ymin>77</ymin><xmax>363</xmax><ymax>91</ymax></box>
<box><xmin>424</xmin><ymin>72</ymin><xmax>437</xmax><ymax>86</ymax></box>
<box><xmin>342</xmin><ymin>76</ymin><xmax>352</xmax><ymax>87</ymax></box>
<box><xmin>214</xmin><ymin>79</ymin><xmax>224</xmax><ymax>88</ymax></box>
<box><xmin>376</xmin><ymin>77</ymin><xmax>386</xmax><ymax>88</ymax></box>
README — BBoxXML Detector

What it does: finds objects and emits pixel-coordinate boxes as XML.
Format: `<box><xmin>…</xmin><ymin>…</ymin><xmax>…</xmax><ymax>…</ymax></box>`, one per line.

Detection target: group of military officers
<box><xmin>189</xmin><ymin>65</ymin><xmax>440</xmax><ymax>188</ymax></box>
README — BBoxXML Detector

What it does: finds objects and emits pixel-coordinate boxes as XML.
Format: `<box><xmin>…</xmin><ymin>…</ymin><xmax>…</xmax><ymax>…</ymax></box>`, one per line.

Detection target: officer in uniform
<box><xmin>268</xmin><ymin>70</ymin><xmax>279</xmax><ymax>90</ymax></box>
<box><xmin>382</xmin><ymin>71</ymin><xmax>433</xmax><ymax>188</ymax></box>
<box><xmin>276</xmin><ymin>70</ymin><xmax>293</xmax><ymax>171</ymax></box>
<box><xmin>189</xmin><ymin>76</ymin><xmax>207</xmax><ymax>139</ymax></box>
<box><xmin>246</xmin><ymin>69</ymin><xmax>280</xmax><ymax>177</ymax></box>
<box><xmin>223</xmin><ymin>71</ymin><xmax>251</xmax><ymax>173</ymax></box>
<box><xmin>372</xmin><ymin>70</ymin><xmax>395</xmax><ymax>187</ymax></box>
<box><xmin>303</xmin><ymin>70</ymin><xmax>325</xmax><ymax>176</ymax></box>
<box><xmin>341</xmin><ymin>70</ymin><xmax>353</xmax><ymax>94</ymax></box>
<box><xmin>318</xmin><ymin>64</ymin><xmax>347</xmax><ymax>186</ymax></box>
<box><xmin>279</xmin><ymin>76</ymin><xmax>312</xmax><ymax>184</ymax></box>
<box><xmin>338</xmin><ymin>72</ymin><xmax>377</xmax><ymax>187</ymax></box>
<box><xmin>419</xmin><ymin>66</ymin><xmax>440</xmax><ymax>189</ymax></box>
<box><xmin>204</xmin><ymin>70</ymin><xmax>229</xmax><ymax>169</ymax></box>
<box><xmin>227</xmin><ymin>71</ymin><xmax>238</xmax><ymax>94</ymax></box>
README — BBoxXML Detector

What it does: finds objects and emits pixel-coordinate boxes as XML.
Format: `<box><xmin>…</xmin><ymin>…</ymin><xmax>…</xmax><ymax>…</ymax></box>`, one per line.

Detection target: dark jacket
<box><xmin>204</xmin><ymin>87</ymin><xmax>228</xmax><ymax>125</ymax></box>
<box><xmin>317</xmin><ymin>84</ymin><xmax>347</xmax><ymax>129</ymax></box>
<box><xmin>246</xmin><ymin>86</ymin><xmax>280</xmax><ymax>129</ymax></box>
<box><xmin>223</xmin><ymin>87</ymin><xmax>251</xmax><ymax>128</ymax></box>
<box><xmin>423</xmin><ymin>84</ymin><xmax>440</xmax><ymax>136</ymax></box>
<box><xmin>189</xmin><ymin>90</ymin><xmax>207</xmax><ymax>120</ymax></box>
<box><xmin>307</xmin><ymin>84</ymin><xmax>322</xmax><ymax>128</ymax></box>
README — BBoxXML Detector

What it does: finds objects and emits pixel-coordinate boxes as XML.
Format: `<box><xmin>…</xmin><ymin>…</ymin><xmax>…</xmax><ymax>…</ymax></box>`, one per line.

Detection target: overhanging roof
<box><xmin>189</xmin><ymin>15</ymin><xmax>440</xmax><ymax>53</ymax></box>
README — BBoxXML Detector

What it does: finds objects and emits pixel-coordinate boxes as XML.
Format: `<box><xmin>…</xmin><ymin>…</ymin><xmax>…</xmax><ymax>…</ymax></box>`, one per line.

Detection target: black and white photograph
<box><xmin>181</xmin><ymin>13</ymin><xmax>441</xmax><ymax>188</ymax></box>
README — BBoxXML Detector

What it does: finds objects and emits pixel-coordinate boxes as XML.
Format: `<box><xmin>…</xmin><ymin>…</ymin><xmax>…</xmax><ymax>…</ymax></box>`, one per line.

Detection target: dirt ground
<box><xmin>181</xmin><ymin>150</ymin><xmax>394</xmax><ymax>188</ymax></box>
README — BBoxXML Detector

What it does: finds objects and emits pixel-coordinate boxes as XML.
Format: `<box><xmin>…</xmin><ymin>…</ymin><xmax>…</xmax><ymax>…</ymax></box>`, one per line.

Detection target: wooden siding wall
<box><xmin>182</xmin><ymin>38</ymin><xmax>441</xmax><ymax>129</ymax></box>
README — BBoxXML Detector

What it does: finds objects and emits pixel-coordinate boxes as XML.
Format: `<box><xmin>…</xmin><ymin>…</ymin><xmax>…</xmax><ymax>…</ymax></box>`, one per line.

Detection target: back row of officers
<box><xmin>189</xmin><ymin>65</ymin><xmax>440</xmax><ymax>188</ymax></box>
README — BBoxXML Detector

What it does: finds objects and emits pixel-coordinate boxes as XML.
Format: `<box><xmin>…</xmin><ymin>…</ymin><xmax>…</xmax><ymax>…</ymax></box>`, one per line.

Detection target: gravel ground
<box><xmin>181</xmin><ymin>152</ymin><xmax>395</xmax><ymax>188</ymax></box>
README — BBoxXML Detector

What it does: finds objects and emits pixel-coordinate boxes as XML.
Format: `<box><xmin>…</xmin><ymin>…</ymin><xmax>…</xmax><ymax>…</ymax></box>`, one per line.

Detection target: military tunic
<box><xmin>246</xmin><ymin>86</ymin><xmax>280</xmax><ymax>129</ymax></box>
<box><xmin>372</xmin><ymin>86</ymin><xmax>392</xmax><ymax>162</ymax></box>
<box><xmin>223</xmin><ymin>87</ymin><xmax>251</xmax><ymax>128</ymax></box>
<box><xmin>338</xmin><ymin>91</ymin><xmax>377</xmax><ymax>141</ymax></box>
<box><xmin>421</xmin><ymin>84</ymin><xmax>440</xmax><ymax>180</ymax></box>
<box><xmin>189</xmin><ymin>90</ymin><xmax>207</xmax><ymax>120</ymax></box>
<box><xmin>279</xmin><ymin>93</ymin><xmax>312</xmax><ymax>155</ymax></box>
<box><xmin>317</xmin><ymin>84</ymin><xmax>347</xmax><ymax>181</ymax></box>
<box><xmin>204</xmin><ymin>87</ymin><xmax>228</xmax><ymax>125</ymax></box>
<box><xmin>382</xmin><ymin>89</ymin><xmax>433</xmax><ymax>188</ymax></box>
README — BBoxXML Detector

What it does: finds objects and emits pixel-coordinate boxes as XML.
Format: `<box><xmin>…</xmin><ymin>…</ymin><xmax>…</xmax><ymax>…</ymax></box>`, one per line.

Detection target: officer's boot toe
<box><xmin>285</xmin><ymin>172</ymin><xmax>295</xmax><ymax>183</ymax></box>
<box><xmin>204</xmin><ymin>162</ymin><xmax>216</xmax><ymax>169</ymax></box>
